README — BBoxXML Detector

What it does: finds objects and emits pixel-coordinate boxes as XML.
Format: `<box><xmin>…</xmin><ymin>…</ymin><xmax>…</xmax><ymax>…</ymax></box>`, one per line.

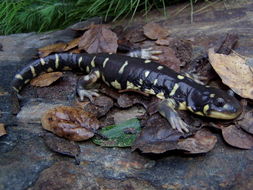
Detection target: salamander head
<box><xmin>187</xmin><ymin>87</ymin><xmax>242</xmax><ymax>120</ymax></box>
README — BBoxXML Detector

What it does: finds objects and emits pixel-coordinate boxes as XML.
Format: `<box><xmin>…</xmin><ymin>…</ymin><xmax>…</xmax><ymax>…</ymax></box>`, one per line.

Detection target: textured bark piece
<box><xmin>30</xmin><ymin>72</ymin><xmax>63</xmax><ymax>87</ymax></box>
<box><xmin>78</xmin><ymin>24</ymin><xmax>118</xmax><ymax>54</ymax></box>
<box><xmin>222</xmin><ymin>125</ymin><xmax>253</xmax><ymax>149</ymax></box>
<box><xmin>208</xmin><ymin>48</ymin><xmax>253</xmax><ymax>99</ymax></box>
<box><xmin>41</xmin><ymin>106</ymin><xmax>100</xmax><ymax>141</ymax></box>
<box><xmin>143</xmin><ymin>22</ymin><xmax>170</xmax><ymax>40</ymax></box>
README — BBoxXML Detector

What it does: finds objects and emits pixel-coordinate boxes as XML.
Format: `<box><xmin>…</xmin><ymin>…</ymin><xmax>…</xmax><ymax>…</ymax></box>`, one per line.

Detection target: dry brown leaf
<box><xmin>41</xmin><ymin>106</ymin><xmax>100</xmax><ymax>141</ymax></box>
<box><xmin>0</xmin><ymin>91</ymin><xmax>8</xmax><ymax>96</ymax></box>
<box><xmin>155</xmin><ymin>46</ymin><xmax>181</xmax><ymax>72</ymax></box>
<box><xmin>42</xmin><ymin>133</ymin><xmax>80</xmax><ymax>158</ymax></box>
<box><xmin>208</xmin><ymin>48</ymin><xmax>253</xmax><ymax>99</ymax></box>
<box><xmin>78</xmin><ymin>24</ymin><xmax>118</xmax><ymax>54</ymax></box>
<box><xmin>132</xmin><ymin>114</ymin><xmax>193</xmax><ymax>154</ymax></box>
<box><xmin>39</xmin><ymin>42</ymin><xmax>67</xmax><ymax>57</ymax></box>
<box><xmin>64</xmin><ymin>37</ymin><xmax>82</xmax><ymax>51</ymax></box>
<box><xmin>143</xmin><ymin>22</ymin><xmax>170</xmax><ymax>40</ymax></box>
<box><xmin>222</xmin><ymin>125</ymin><xmax>253</xmax><ymax>149</ymax></box>
<box><xmin>155</xmin><ymin>38</ymin><xmax>172</xmax><ymax>46</ymax></box>
<box><xmin>0</xmin><ymin>123</ymin><xmax>7</xmax><ymax>136</ymax></box>
<box><xmin>177</xmin><ymin>129</ymin><xmax>217</xmax><ymax>154</ymax></box>
<box><xmin>30</xmin><ymin>72</ymin><xmax>63</xmax><ymax>87</ymax></box>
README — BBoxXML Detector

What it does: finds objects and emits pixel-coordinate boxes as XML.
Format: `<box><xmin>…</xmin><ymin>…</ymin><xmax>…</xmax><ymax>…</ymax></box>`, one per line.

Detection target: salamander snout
<box><xmin>207</xmin><ymin>89</ymin><xmax>242</xmax><ymax>120</ymax></box>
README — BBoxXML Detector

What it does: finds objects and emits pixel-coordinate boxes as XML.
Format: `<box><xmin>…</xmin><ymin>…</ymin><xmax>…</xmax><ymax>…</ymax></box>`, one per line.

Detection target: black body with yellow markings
<box><xmin>12</xmin><ymin>53</ymin><xmax>242</xmax><ymax>133</ymax></box>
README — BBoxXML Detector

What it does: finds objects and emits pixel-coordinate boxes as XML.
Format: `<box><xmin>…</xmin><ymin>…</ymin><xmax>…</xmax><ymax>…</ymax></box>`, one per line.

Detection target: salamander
<box><xmin>12</xmin><ymin>53</ymin><xmax>242</xmax><ymax>133</ymax></box>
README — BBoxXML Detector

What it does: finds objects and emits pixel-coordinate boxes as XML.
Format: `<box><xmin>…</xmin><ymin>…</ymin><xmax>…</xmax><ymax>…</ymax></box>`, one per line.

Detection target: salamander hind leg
<box><xmin>158</xmin><ymin>99</ymin><xmax>189</xmax><ymax>133</ymax></box>
<box><xmin>76</xmin><ymin>70</ymin><xmax>101</xmax><ymax>102</ymax></box>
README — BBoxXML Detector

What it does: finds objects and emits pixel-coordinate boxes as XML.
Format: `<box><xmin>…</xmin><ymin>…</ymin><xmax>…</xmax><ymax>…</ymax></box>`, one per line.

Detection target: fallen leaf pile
<box><xmin>19</xmin><ymin>21</ymin><xmax>252</xmax><ymax>154</ymax></box>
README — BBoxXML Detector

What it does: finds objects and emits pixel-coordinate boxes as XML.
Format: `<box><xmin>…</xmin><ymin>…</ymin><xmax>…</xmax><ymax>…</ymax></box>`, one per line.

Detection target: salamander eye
<box><xmin>214</xmin><ymin>98</ymin><xmax>225</xmax><ymax>107</ymax></box>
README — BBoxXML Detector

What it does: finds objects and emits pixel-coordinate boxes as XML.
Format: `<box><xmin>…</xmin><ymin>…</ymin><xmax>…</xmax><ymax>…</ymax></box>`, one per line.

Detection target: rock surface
<box><xmin>1</xmin><ymin>1</ymin><xmax>253</xmax><ymax>190</ymax></box>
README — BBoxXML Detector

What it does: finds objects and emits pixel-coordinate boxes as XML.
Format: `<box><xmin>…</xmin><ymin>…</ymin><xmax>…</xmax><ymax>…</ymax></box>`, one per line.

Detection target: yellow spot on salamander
<box><xmin>187</xmin><ymin>106</ymin><xmax>194</xmax><ymax>113</ymax></box>
<box><xmin>78</xmin><ymin>57</ymin><xmax>83</xmax><ymax>68</ymax></box>
<box><xmin>157</xmin><ymin>66</ymin><xmax>163</xmax><ymax>70</ymax></box>
<box><xmin>111</xmin><ymin>80</ymin><xmax>121</xmax><ymax>89</ymax></box>
<box><xmin>139</xmin><ymin>79</ymin><xmax>143</xmax><ymax>85</ymax></box>
<box><xmin>119</xmin><ymin>61</ymin><xmax>128</xmax><ymax>74</ymax></box>
<box><xmin>102</xmin><ymin>74</ymin><xmax>110</xmax><ymax>86</ymax></box>
<box><xmin>55</xmin><ymin>54</ymin><xmax>59</xmax><ymax>69</ymax></box>
<box><xmin>203</xmin><ymin>104</ymin><xmax>209</xmax><ymax>115</ymax></box>
<box><xmin>91</xmin><ymin>56</ymin><xmax>96</xmax><ymax>67</ymax></box>
<box><xmin>24</xmin><ymin>79</ymin><xmax>30</xmax><ymax>84</ymax></box>
<box><xmin>47</xmin><ymin>67</ymin><xmax>54</xmax><ymax>72</ymax></box>
<box><xmin>145</xmin><ymin>59</ymin><xmax>151</xmax><ymax>63</ymax></box>
<box><xmin>63</xmin><ymin>66</ymin><xmax>72</xmax><ymax>71</ymax></box>
<box><xmin>178</xmin><ymin>101</ymin><xmax>187</xmax><ymax>110</ymax></box>
<box><xmin>144</xmin><ymin>71</ymin><xmax>150</xmax><ymax>78</ymax></box>
<box><xmin>127</xmin><ymin>81</ymin><xmax>140</xmax><ymax>90</ymax></box>
<box><xmin>177</xmin><ymin>75</ymin><xmax>184</xmax><ymax>80</ymax></box>
<box><xmin>169</xmin><ymin>83</ymin><xmax>179</xmax><ymax>96</ymax></box>
<box><xmin>210</xmin><ymin>94</ymin><xmax>215</xmax><ymax>98</ymax></box>
<box><xmin>94</xmin><ymin>70</ymin><xmax>101</xmax><ymax>78</ymax></box>
<box><xmin>145</xmin><ymin>89</ymin><xmax>155</xmax><ymax>95</ymax></box>
<box><xmin>195</xmin><ymin>111</ymin><xmax>204</xmax><ymax>116</ymax></box>
<box><xmin>40</xmin><ymin>58</ymin><xmax>46</xmax><ymax>65</ymax></box>
<box><xmin>12</xmin><ymin>87</ymin><xmax>19</xmax><ymax>92</ymax></box>
<box><xmin>15</xmin><ymin>74</ymin><xmax>23</xmax><ymax>80</ymax></box>
<box><xmin>153</xmin><ymin>79</ymin><xmax>158</xmax><ymax>85</ymax></box>
<box><xmin>103</xmin><ymin>58</ymin><xmax>109</xmax><ymax>68</ymax></box>
<box><xmin>86</xmin><ymin>66</ymin><xmax>90</xmax><ymax>73</ymax></box>
<box><xmin>156</xmin><ymin>92</ymin><xmax>165</xmax><ymax>99</ymax></box>
<box><xmin>30</xmin><ymin>66</ymin><xmax>36</xmax><ymax>77</ymax></box>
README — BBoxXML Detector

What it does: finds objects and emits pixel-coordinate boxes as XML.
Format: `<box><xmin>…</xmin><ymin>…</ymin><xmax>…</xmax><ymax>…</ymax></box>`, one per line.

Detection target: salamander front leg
<box><xmin>126</xmin><ymin>47</ymin><xmax>162</xmax><ymax>60</ymax></box>
<box><xmin>76</xmin><ymin>70</ymin><xmax>100</xmax><ymax>102</ymax></box>
<box><xmin>158</xmin><ymin>99</ymin><xmax>189</xmax><ymax>133</ymax></box>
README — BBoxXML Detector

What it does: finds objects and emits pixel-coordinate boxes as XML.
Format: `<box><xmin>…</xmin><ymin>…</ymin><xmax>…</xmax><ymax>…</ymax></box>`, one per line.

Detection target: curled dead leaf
<box><xmin>42</xmin><ymin>133</ymin><xmax>80</xmax><ymax>159</ymax></box>
<box><xmin>82</xmin><ymin>96</ymin><xmax>114</xmax><ymax>118</ymax></box>
<box><xmin>30</xmin><ymin>72</ymin><xmax>63</xmax><ymax>87</ymax></box>
<box><xmin>41</xmin><ymin>106</ymin><xmax>100</xmax><ymax>141</ymax></box>
<box><xmin>39</xmin><ymin>42</ymin><xmax>67</xmax><ymax>57</ymax></box>
<box><xmin>0</xmin><ymin>123</ymin><xmax>7</xmax><ymax>137</ymax></box>
<box><xmin>132</xmin><ymin>114</ymin><xmax>191</xmax><ymax>154</ymax></box>
<box><xmin>222</xmin><ymin>125</ymin><xmax>253</xmax><ymax>149</ymax></box>
<box><xmin>155</xmin><ymin>46</ymin><xmax>181</xmax><ymax>72</ymax></box>
<box><xmin>208</xmin><ymin>48</ymin><xmax>253</xmax><ymax>99</ymax></box>
<box><xmin>78</xmin><ymin>24</ymin><xmax>118</xmax><ymax>54</ymax></box>
<box><xmin>143</xmin><ymin>22</ymin><xmax>170</xmax><ymax>40</ymax></box>
<box><xmin>64</xmin><ymin>37</ymin><xmax>82</xmax><ymax>51</ymax></box>
<box><xmin>237</xmin><ymin>105</ymin><xmax>253</xmax><ymax>135</ymax></box>
<box><xmin>177</xmin><ymin>129</ymin><xmax>217</xmax><ymax>154</ymax></box>
<box><xmin>155</xmin><ymin>38</ymin><xmax>172</xmax><ymax>46</ymax></box>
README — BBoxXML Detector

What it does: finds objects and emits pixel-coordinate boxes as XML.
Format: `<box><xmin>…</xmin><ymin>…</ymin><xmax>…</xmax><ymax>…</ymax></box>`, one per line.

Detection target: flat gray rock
<box><xmin>0</xmin><ymin>1</ymin><xmax>253</xmax><ymax>190</ymax></box>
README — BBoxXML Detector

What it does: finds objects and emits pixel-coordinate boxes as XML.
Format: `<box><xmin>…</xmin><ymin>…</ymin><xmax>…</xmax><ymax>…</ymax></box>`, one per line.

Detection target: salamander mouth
<box><xmin>208</xmin><ymin>110</ymin><xmax>241</xmax><ymax>120</ymax></box>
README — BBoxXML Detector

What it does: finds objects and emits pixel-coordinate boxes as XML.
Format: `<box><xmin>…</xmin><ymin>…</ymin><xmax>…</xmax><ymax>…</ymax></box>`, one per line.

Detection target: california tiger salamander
<box><xmin>12</xmin><ymin>53</ymin><xmax>242</xmax><ymax>133</ymax></box>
